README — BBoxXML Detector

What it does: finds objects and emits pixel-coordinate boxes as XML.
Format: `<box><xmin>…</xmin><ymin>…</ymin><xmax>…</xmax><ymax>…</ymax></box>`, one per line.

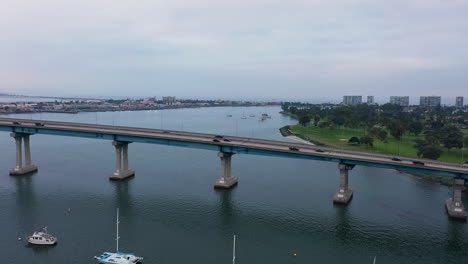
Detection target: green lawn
<box><xmin>462</xmin><ymin>128</ymin><xmax>468</xmax><ymax>135</ymax></box>
<box><xmin>290</xmin><ymin>125</ymin><xmax>467</xmax><ymax>163</ymax></box>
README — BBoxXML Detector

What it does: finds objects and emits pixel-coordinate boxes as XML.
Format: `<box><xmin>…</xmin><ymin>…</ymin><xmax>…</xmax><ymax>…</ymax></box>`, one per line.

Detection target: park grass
<box><xmin>462</xmin><ymin>128</ymin><xmax>468</xmax><ymax>135</ymax></box>
<box><xmin>290</xmin><ymin>125</ymin><xmax>467</xmax><ymax>164</ymax></box>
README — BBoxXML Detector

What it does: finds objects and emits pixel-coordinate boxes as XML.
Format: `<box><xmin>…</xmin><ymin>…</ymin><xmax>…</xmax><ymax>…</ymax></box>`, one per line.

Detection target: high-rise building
<box><xmin>389</xmin><ymin>96</ymin><xmax>410</xmax><ymax>107</ymax></box>
<box><xmin>455</xmin><ymin>96</ymin><xmax>464</xmax><ymax>107</ymax></box>
<box><xmin>420</xmin><ymin>96</ymin><xmax>441</xmax><ymax>107</ymax></box>
<box><xmin>367</xmin><ymin>96</ymin><xmax>374</xmax><ymax>105</ymax></box>
<box><xmin>343</xmin><ymin>96</ymin><xmax>362</xmax><ymax>105</ymax></box>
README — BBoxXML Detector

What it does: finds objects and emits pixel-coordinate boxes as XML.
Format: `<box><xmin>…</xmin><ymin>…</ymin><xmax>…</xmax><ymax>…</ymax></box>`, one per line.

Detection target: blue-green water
<box><xmin>0</xmin><ymin>106</ymin><xmax>467</xmax><ymax>264</ymax></box>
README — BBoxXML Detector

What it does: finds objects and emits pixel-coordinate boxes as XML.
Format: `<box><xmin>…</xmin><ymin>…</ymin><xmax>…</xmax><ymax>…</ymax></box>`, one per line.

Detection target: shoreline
<box><xmin>286</xmin><ymin>135</ymin><xmax>315</xmax><ymax>145</ymax></box>
<box><xmin>0</xmin><ymin>103</ymin><xmax>281</xmax><ymax>116</ymax></box>
<box><xmin>278</xmin><ymin>112</ymin><xmax>461</xmax><ymax>188</ymax></box>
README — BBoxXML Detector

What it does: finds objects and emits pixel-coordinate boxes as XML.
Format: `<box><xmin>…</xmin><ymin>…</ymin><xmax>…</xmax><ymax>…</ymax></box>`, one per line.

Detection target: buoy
<box><xmin>18</xmin><ymin>237</ymin><xmax>22</xmax><ymax>241</ymax></box>
<box><xmin>293</xmin><ymin>253</ymin><xmax>298</xmax><ymax>257</ymax></box>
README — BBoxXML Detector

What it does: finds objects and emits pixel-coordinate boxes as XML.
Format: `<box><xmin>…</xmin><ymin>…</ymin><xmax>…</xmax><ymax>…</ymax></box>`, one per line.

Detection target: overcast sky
<box><xmin>1</xmin><ymin>0</ymin><xmax>467</xmax><ymax>100</ymax></box>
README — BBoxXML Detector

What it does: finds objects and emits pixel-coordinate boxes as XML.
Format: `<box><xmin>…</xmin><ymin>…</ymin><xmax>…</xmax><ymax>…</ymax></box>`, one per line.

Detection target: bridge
<box><xmin>1</xmin><ymin>117</ymin><xmax>467</xmax><ymax>220</ymax></box>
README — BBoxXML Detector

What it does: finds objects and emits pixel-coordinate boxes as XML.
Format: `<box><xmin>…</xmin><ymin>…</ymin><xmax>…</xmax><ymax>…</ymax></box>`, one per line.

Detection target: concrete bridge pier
<box><xmin>9</xmin><ymin>133</ymin><xmax>38</xmax><ymax>175</ymax></box>
<box><xmin>214</xmin><ymin>152</ymin><xmax>238</xmax><ymax>189</ymax></box>
<box><xmin>333</xmin><ymin>163</ymin><xmax>355</xmax><ymax>204</ymax></box>
<box><xmin>446</xmin><ymin>178</ymin><xmax>467</xmax><ymax>220</ymax></box>
<box><xmin>110</xmin><ymin>141</ymin><xmax>135</xmax><ymax>180</ymax></box>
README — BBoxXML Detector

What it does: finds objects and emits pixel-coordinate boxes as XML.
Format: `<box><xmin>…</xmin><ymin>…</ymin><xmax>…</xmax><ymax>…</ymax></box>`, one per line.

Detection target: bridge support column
<box><xmin>9</xmin><ymin>133</ymin><xmax>38</xmax><ymax>175</ymax></box>
<box><xmin>110</xmin><ymin>141</ymin><xmax>135</xmax><ymax>180</ymax></box>
<box><xmin>214</xmin><ymin>152</ymin><xmax>238</xmax><ymax>189</ymax></box>
<box><xmin>445</xmin><ymin>178</ymin><xmax>467</xmax><ymax>220</ymax></box>
<box><xmin>333</xmin><ymin>163</ymin><xmax>354</xmax><ymax>204</ymax></box>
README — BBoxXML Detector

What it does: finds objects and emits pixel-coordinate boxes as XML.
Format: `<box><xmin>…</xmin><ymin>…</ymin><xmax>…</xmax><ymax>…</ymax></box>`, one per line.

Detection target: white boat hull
<box><xmin>27</xmin><ymin>237</ymin><xmax>57</xmax><ymax>245</ymax></box>
<box><xmin>27</xmin><ymin>230</ymin><xmax>57</xmax><ymax>245</ymax></box>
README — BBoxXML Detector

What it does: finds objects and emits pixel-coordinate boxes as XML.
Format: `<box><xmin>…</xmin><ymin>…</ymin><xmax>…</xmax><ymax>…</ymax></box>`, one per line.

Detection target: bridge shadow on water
<box><xmin>214</xmin><ymin>188</ymin><xmax>238</xmax><ymax>229</ymax></box>
<box><xmin>333</xmin><ymin>203</ymin><xmax>352</xmax><ymax>243</ymax></box>
<box><xmin>14</xmin><ymin>173</ymin><xmax>37</xmax><ymax>237</ymax></box>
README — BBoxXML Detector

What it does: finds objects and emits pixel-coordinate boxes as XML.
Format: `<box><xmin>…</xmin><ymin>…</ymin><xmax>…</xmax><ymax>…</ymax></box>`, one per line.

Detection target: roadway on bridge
<box><xmin>0</xmin><ymin>117</ymin><xmax>467</xmax><ymax>177</ymax></box>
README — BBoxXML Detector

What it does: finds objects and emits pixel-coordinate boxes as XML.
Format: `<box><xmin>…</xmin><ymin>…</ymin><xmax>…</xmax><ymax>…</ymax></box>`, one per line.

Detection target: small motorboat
<box><xmin>27</xmin><ymin>227</ymin><xmax>57</xmax><ymax>245</ymax></box>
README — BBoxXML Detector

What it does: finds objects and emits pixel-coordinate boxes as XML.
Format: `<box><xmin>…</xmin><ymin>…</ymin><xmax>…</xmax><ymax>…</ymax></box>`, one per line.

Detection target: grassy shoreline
<box><xmin>289</xmin><ymin>124</ymin><xmax>466</xmax><ymax>164</ymax></box>
<box><xmin>280</xmin><ymin>112</ymin><xmax>467</xmax><ymax>186</ymax></box>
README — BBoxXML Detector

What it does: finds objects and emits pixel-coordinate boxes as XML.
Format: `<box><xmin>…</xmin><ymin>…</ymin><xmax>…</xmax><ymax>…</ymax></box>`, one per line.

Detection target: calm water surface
<box><xmin>0</xmin><ymin>106</ymin><xmax>467</xmax><ymax>263</ymax></box>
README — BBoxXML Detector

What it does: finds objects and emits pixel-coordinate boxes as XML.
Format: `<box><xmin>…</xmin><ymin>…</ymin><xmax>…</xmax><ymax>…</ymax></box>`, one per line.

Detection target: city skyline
<box><xmin>1</xmin><ymin>0</ymin><xmax>468</xmax><ymax>98</ymax></box>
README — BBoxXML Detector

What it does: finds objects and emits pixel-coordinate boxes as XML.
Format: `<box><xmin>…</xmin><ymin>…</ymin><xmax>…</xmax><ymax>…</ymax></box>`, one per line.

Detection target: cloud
<box><xmin>0</xmin><ymin>0</ymin><xmax>467</xmax><ymax>98</ymax></box>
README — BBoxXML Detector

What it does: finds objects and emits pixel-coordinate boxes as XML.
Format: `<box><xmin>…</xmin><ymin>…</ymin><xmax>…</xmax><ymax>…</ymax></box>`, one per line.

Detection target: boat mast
<box><xmin>116</xmin><ymin>208</ymin><xmax>120</xmax><ymax>252</ymax></box>
<box><xmin>232</xmin><ymin>235</ymin><xmax>236</xmax><ymax>264</ymax></box>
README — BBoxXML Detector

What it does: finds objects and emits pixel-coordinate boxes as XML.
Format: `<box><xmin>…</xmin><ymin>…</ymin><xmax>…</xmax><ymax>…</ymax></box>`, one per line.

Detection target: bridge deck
<box><xmin>0</xmin><ymin>117</ymin><xmax>467</xmax><ymax>178</ymax></box>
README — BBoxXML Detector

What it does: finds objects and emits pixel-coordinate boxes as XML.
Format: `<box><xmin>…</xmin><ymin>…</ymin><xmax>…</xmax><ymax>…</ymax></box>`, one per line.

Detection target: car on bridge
<box><xmin>412</xmin><ymin>161</ymin><xmax>425</xmax><ymax>166</ymax></box>
<box><xmin>35</xmin><ymin>122</ymin><xmax>45</xmax><ymax>126</ymax></box>
<box><xmin>289</xmin><ymin>146</ymin><xmax>300</xmax><ymax>151</ymax></box>
<box><xmin>392</xmin><ymin>157</ymin><xmax>402</xmax><ymax>162</ymax></box>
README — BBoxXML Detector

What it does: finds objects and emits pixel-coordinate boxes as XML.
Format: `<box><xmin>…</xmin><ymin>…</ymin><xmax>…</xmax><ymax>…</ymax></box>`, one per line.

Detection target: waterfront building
<box><xmin>420</xmin><ymin>96</ymin><xmax>441</xmax><ymax>107</ymax></box>
<box><xmin>389</xmin><ymin>96</ymin><xmax>410</xmax><ymax>107</ymax></box>
<box><xmin>367</xmin><ymin>96</ymin><xmax>374</xmax><ymax>105</ymax></box>
<box><xmin>163</xmin><ymin>96</ymin><xmax>176</xmax><ymax>105</ymax></box>
<box><xmin>455</xmin><ymin>96</ymin><xmax>464</xmax><ymax>107</ymax></box>
<box><xmin>342</xmin><ymin>95</ymin><xmax>362</xmax><ymax>105</ymax></box>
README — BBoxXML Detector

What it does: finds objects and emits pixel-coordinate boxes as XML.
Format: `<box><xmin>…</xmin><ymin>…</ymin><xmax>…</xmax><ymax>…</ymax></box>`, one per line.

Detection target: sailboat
<box><xmin>232</xmin><ymin>235</ymin><xmax>236</xmax><ymax>264</ymax></box>
<box><xmin>94</xmin><ymin>208</ymin><xmax>143</xmax><ymax>264</ymax></box>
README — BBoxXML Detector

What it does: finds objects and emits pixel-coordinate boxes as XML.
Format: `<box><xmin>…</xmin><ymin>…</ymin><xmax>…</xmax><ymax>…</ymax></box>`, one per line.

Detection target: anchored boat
<box><xmin>94</xmin><ymin>208</ymin><xmax>143</xmax><ymax>264</ymax></box>
<box><xmin>27</xmin><ymin>227</ymin><xmax>57</xmax><ymax>245</ymax></box>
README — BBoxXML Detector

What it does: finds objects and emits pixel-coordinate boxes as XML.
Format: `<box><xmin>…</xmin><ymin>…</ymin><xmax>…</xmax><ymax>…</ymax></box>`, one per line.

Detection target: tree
<box><xmin>298</xmin><ymin>115</ymin><xmax>311</xmax><ymax>127</ymax></box>
<box><xmin>360</xmin><ymin>135</ymin><xmax>374</xmax><ymax>147</ymax></box>
<box><xmin>368</xmin><ymin>127</ymin><xmax>387</xmax><ymax>142</ymax></box>
<box><xmin>442</xmin><ymin>126</ymin><xmax>463</xmax><ymax>151</ymax></box>
<box><xmin>313</xmin><ymin>115</ymin><xmax>321</xmax><ymax>126</ymax></box>
<box><xmin>419</xmin><ymin>145</ymin><xmax>442</xmax><ymax>160</ymax></box>
<box><xmin>376</xmin><ymin>130</ymin><xmax>388</xmax><ymax>142</ymax></box>
<box><xmin>408</xmin><ymin>121</ymin><xmax>423</xmax><ymax>136</ymax></box>
<box><xmin>387</xmin><ymin>120</ymin><xmax>406</xmax><ymax>140</ymax></box>
<box><xmin>318</xmin><ymin>121</ymin><xmax>330</xmax><ymax>128</ymax></box>
<box><xmin>348</xmin><ymin>136</ymin><xmax>360</xmax><ymax>144</ymax></box>
<box><xmin>415</xmin><ymin>139</ymin><xmax>443</xmax><ymax>160</ymax></box>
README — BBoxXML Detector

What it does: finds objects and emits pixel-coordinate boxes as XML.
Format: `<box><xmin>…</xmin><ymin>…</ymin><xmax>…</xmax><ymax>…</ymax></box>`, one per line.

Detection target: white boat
<box><xmin>27</xmin><ymin>227</ymin><xmax>57</xmax><ymax>245</ymax></box>
<box><xmin>94</xmin><ymin>209</ymin><xmax>143</xmax><ymax>264</ymax></box>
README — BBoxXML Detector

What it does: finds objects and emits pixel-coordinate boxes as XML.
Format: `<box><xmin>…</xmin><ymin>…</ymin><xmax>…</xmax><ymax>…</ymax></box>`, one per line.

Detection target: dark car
<box><xmin>223</xmin><ymin>138</ymin><xmax>231</xmax><ymax>142</ymax></box>
<box><xmin>289</xmin><ymin>146</ymin><xmax>300</xmax><ymax>151</ymax></box>
<box><xmin>213</xmin><ymin>139</ymin><xmax>220</xmax><ymax>143</ymax></box>
<box><xmin>391</xmin><ymin>157</ymin><xmax>402</xmax><ymax>162</ymax></box>
<box><xmin>214</xmin><ymin>135</ymin><xmax>223</xmax><ymax>139</ymax></box>
<box><xmin>12</xmin><ymin>121</ymin><xmax>21</xmax><ymax>125</ymax></box>
<box><xmin>35</xmin><ymin>122</ymin><xmax>45</xmax><ymax>126</ymax></box>
<box><xmin>315</xmin><ymin>149</ymin><xmax>325</xmax><ymax>153</ymax></box>
<box><xmin>413</xmin><ymin>160</ymin><xmax>425</xmax><ymax>166</ymax></box>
